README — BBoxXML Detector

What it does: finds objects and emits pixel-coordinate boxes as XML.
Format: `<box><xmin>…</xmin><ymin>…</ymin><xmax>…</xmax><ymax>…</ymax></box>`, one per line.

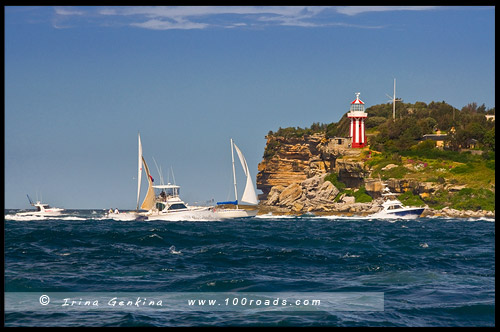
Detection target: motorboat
<box><xmin>105</xmin><ymin>208</ymin><xmax>148</xmax><ymax>221</ymax></box>
<box><xmin>133</xmin><ymin>133</ymin><xmax>214</xmax><ymax>221</ymax></box>
<box><xmin>16</xmin><ymin>195</ymin><xmax>64</xmax><ymax>216</ymax></box>
<box><xmin>145</xmin><ymin>183</ymin><xmax>214</xmax><ymax>221</ymax></box>
<box><xmin>369</xmin><ymin>186</ymin><xmax>425</xmax><ymax>219</ymax></box>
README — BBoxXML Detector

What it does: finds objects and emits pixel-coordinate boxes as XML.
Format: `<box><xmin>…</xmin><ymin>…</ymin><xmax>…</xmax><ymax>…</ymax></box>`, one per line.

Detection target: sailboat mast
<box><xmin>231</xmin><ymin>138</ymin><xmax>238</xmax><ymax>206</ymax></box>
<box><xmin>137</xmin><ymin>132</ymin><xmax>143</xmax><ymax>211</ymax></box>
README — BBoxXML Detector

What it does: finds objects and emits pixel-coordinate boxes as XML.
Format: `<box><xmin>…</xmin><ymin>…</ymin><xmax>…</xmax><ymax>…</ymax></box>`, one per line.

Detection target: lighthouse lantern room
<box><xmin>347</xmin><ymin>92</ymin><xmax>368</xmax><ymax>148</ymax></box>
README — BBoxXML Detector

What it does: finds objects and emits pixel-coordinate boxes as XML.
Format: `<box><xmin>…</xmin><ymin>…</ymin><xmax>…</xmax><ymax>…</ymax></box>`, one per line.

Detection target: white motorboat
<box><xmin>369</xmin><ymin>186</ymin><xmax>425</xmax><ymax>219</ymax></box>
<box><xmin>16</xmin><ymin>195</ymin><xmax>64</xmax><ymax>216</ymax></box>
<box><xmin>144</xmin><ymin>183</ymin><xmax>214</xmax><ymax>221</ymax></box>
<box><xmin>214</xmin><ymin>138</ymin><xmax>259</xmax><ymax>219</ymax></box>
<box><xmin>134</xmin><ymin>132</ymin><xmax>214</xmax><ymax>221</ymax></box>
<box><xmin>105</xmin><ymin>208</ymin><xmax>148</xmax><ymax>221</ymax></box>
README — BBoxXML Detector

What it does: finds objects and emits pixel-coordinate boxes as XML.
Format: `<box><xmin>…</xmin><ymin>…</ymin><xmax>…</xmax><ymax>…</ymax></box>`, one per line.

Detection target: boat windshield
<box><xmin>166</xmin><ymin>187</ymin><xmax>179</xmax><ymax>196</ymax></box>
<box><xmin>154</xmin><ymin>185</ymin><xmax>180</xmax><ymax>198</ymax></box>
<box><xmin>168</xmin><ymin>203</ymin><xmax>187</xmax><ymax>211</ymax></box>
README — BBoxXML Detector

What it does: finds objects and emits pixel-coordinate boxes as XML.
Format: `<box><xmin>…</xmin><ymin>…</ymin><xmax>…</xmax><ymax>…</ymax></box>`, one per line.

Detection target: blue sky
<box><xmin>5</xmin><ymin>6</ymin><xmax>495</xmax><ymax>209</ymax></box>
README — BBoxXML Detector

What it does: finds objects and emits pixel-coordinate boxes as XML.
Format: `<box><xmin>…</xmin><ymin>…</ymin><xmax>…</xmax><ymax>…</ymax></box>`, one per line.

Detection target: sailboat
<box><xmin>214</xmin><ymin>139</ymin><xmax>259</xmax><ymax>219</ymax></box>
<box><xmin>106</xmin><ymin>133</ymin><xmax>149</xmax><ymax>221</ymax></box>
<box><xmin>107</xmin><ymin>132</ymin><xmax>214</xmax><ymax>221</ymax></box>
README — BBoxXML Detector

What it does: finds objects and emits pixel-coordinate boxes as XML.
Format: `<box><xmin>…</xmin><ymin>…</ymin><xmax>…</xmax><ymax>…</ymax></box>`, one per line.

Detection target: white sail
<box><xmin>137</xmin><ymin>132</ymin><xmax>143</xmax><ymax>210</ymax></box>
<box><xmin>233</xmin><ymin>142</ymin><xmax>258</xmax><ymax>205</ymax></box>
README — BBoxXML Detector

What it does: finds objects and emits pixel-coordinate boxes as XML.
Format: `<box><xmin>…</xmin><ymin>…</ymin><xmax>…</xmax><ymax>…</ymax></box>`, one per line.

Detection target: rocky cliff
<box><xmin>257</xmin><ymin>133</ymin><xmax>378</xmax><ymax>213</ymax></box>
<box><xmin>257</xmin><ymin>133</ymin><xmax>371</xmax><ymax>203</ymax></box>
<box><xmin>256</xmin><ymin>134</ymin><xmax>325</xmax><ymax>201</ymax></box>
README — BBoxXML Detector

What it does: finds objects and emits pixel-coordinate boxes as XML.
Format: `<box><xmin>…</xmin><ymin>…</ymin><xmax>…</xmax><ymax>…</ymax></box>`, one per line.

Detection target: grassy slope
<box><xmin>353</xmin><ymin>147</ymin><xmax>495</xmax><ymax>211</ymax></box>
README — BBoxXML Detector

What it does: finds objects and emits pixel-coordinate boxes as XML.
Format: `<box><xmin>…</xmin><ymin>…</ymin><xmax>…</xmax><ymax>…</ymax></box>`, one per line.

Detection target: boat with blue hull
<box><xmin>369</xmin><ymin>185</ymin><xmax>425</xmax><ymax>219</ymax></box>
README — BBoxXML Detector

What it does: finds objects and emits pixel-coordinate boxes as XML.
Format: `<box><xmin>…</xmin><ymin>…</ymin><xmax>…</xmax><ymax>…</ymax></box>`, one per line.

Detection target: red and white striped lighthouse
<box><xmin>347</xmin><ymin>92</ymin><xmax>367</xmax><ymax>148</ymax></box>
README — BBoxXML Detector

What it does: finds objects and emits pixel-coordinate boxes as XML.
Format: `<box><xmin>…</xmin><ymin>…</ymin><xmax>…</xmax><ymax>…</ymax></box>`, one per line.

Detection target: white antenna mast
<box><xmin>152</xmin><ymin>157</ymin><xmax>165</xmax><ymax>185</ymax></box>
<box><xmin>386</xmin><ymin>78</ymin><xmax>401</xmax><ymax>121</ymax></box>
<box><xmin>170</xmin><ymin>166</ymin><xmax>176</xmax><ymax>185</ymax></box>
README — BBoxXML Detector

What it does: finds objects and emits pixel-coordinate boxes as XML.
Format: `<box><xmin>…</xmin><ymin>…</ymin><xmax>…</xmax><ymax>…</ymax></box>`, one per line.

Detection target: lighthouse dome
<box><xmin>349</xmin><ymin>92</ymin><xmax>366</xmax><ymax>114</ymax></box>
<box><xmin>351</xmin><ymin>92</ymin><xmax>365</xmax><ymax>105</ymax></box>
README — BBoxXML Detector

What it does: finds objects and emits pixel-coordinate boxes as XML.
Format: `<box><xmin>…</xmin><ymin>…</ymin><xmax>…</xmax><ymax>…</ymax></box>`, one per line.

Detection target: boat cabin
<box><xmin>152</xmin><ymin>184</ymin><xmax>188</xmax><ymax>212</ymax></box>
<box><xmin>153</xmin><ymin>184</ymin><xmax>181</xmax><ymax>201</ymax></box>
<box><xmin>155</xmin><ymin>201</ymin><xmax>188</xmax><ymax>212</ymax></box>
<box><xmin>386</xmin><ymin>202</ymin><xmax>404</xmax><ymax>210</ymax></box>
<box><xmin>34</xmin><ymin>202</ymin><xmax>51</xmax><ymax>211</ymax></box>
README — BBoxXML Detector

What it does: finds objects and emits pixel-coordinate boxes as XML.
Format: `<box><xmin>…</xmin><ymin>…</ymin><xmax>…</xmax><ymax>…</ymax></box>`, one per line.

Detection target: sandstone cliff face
<box><xmin>257</xmin><ymin>134</ymin><xmax>368</xmax><ymax>202</ymax></box>
<box><xmin>256</xmin><ymin>134</ymin><xmax>329</xmax><ymax>200</ymax></box>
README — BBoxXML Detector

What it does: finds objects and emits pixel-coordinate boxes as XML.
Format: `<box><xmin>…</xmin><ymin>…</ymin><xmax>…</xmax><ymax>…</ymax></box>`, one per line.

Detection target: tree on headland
<box><xmin>266</xmin><ymin>100</ymin><xmax>494</xmax><ymax>154</ymax></box>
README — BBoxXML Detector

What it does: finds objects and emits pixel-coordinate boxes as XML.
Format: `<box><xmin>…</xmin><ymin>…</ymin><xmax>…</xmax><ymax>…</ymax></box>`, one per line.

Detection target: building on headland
<box><xmin>330</xmin><ymin>136</ymin><xmax>351</xmax><ymax>148</ymax></box>
<box><xmin>347</xmin><ymin>92</ymin><xmax>368</xmax><ymax>148</ymax></box>
<box><xmin>420</xmin><ymin>130</ymin><xmax>449</xmax><ymax>149</ymax></box>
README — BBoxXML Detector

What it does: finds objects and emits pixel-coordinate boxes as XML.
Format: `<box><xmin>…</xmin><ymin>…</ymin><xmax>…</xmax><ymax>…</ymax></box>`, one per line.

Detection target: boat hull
<box><xmin>370</xmin><ymin>207</ymin><xmax>425</xmax><ymax>219</ymax></box>
<box><xmin>391</xmin><ymin>208</ymin><xmax>425</xmax><ymax>217</ymax></box>
<box><xmin>106</xmin><ymin>212</ymin><xmax>148</xmax><ymax>221</ymax></box>
<box><xmin>16</xmin><ymin>209</ymin><xmax>64</xmax><ymax>217</ymax></box>
<box><xmin>215</xmin><ymin>208</ymin><xmax>258</xmax><ymax>219</ymax></box>
<box><xmin>146</xmin><ymin>207</ymin><xmax>218</xmax><ymax>221</ymax></box>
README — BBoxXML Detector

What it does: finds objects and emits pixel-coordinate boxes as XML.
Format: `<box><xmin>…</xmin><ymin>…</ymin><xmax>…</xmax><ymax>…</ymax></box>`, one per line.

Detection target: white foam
<box><xmin>255</xmin><ymin>213</ymin><xmax>296</xmax><ymax>219</ymax></box>
<box><xmin>169</xmin><ymin>245</ymin><xmax>182</xmax><ymax>254</ymax></box>
<box><xmin>5</xmin><ymin>214</ymin><xmax>47</xmax><ymax>221</ymax></box>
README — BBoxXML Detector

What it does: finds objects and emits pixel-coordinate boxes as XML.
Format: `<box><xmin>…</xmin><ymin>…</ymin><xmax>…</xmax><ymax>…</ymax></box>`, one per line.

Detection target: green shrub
<box><xmin>263</xmin><ymin>140</ymin><xmax>281</xmax><ymax>160</ymax></box>
<box><xmin>482</xmin><ymin>150</ymin><xmax>495</xmax><ymax>160</ymax></box>
<box><xmin>414</xmin><ymin>139</ymin><xmax>437</xmax><ymax>151</ymax></box>
<box><xmin>398</xmin><ymin>190</ymin><xmax>425</xmax><ymax>207</ymax></box>
<box><xmin>271</xmin><ymin>123</ymin><xmax>328</xmax><ymax>139</ymax></box>
<box><xmin>353</xmin><ymin>186</ymin><xmax>373</xmax><ymax>203</ymax></box>
<box><xmin>423</xmin><ymin>188</ymin><xmax>495</xmax><ymax>211</ymax></box>
<box><xmin>365</xmin><ymin>116</ymin><xmax>388</xmax><ymax>129</ymax></box>
<box><xmin>423</xmin><ymin>189</ymin><xmax>448</xmax><ymax>210</ymax></box>
<box><xmin>450</xmin><ymin>188</ymin><xmax>495</xmax><ymax>211</ymax></box>
<box><xmin>324</xmin><ymin>173</ymin><xmax>346</xmax><ymax>191</ymax></box>
<box><xmin>382</xmin><ymin>166</ymin><xmax>408</xmax><ymax>179</ymax></box>
<box><xmin>400</xmin><ymin>149</ymin><xmax>471</xmax><ymax>163</ymax></box>
<box><xmin>325</xmin><ymin>123</ymin><xmax>338</xmax><ymax>138</ymax></box>
<box><xmin>450</xmin><ymin>163</ymin><xmax>474</xmax><ymax>174</ymax></box>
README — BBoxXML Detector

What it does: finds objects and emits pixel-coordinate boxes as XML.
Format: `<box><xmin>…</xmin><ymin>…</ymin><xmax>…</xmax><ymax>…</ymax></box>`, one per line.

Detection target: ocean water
<box><xmin>4</xmin><ymin>210</ymin><xmax>495</xmax><ymax>327</ymax></box>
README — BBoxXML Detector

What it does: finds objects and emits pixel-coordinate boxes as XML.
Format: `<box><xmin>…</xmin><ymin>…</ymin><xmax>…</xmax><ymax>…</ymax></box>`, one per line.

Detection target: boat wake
<box><xmin>5</xmin><ymin>214</ymin><xmax>86</xmax><ymax>221</ymax></box>
<box><xmin>146</xmin><ymin>211</ymin><xmax>222</xmax><ymax>222</ymax></box>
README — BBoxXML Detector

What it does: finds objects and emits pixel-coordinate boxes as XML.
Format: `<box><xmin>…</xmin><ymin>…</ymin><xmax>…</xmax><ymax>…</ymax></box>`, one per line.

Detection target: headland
<box><xmin>255</xmin><ymin>99</ymin><xmax>495</xmax><ymax>218</ymax></box>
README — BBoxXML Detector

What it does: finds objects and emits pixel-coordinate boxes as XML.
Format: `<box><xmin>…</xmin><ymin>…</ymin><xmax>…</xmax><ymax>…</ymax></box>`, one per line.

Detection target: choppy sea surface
<box><xmin>4</xmin><ymin>209</ymin><xmax>495</xmax><ymax>327</ymax></box>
